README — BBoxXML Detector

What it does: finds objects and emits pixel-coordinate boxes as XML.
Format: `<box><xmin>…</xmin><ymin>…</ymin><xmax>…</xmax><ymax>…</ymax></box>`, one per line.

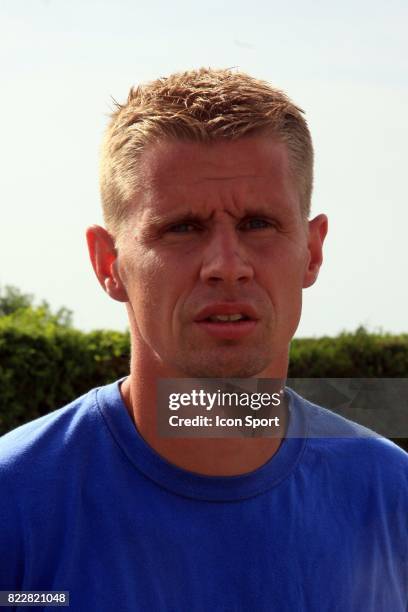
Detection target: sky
<box><xmin>1</xmin><ymin>0</ymin><xmax>407</xmax><ymax>337</ymax></box>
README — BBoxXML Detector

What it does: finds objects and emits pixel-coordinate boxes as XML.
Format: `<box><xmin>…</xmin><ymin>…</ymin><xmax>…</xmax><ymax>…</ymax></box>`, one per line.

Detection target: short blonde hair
<box><xmin>100</xmin><ymin>67</ymin><xmax>314</xmax><ymax>237</ymax></box>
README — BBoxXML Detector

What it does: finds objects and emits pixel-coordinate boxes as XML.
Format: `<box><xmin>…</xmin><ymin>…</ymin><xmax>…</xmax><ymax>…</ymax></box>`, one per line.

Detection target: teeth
<box><xmin>208</xmin><ymin>314</ymin><xmax>245</xmax><ymax>322</ymax></box>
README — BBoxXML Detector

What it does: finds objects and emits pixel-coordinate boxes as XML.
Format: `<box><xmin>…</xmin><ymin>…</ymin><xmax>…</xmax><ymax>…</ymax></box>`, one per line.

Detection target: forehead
<box><xmin>130</xmin><ymin>136</ymin><xmax>299</xmax><ymax>219</ymax></box>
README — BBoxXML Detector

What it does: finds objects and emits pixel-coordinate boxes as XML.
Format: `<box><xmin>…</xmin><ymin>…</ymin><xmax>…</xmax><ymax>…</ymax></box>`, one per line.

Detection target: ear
<box><xmin>302</xmin><ymin>214</ymin><xmax>328</xmax><ymax>288</ymax></box>
<box><xmin>86</xmin><ymin>225</ymin><xmax>129</xmax><ymax>302</ymax></box>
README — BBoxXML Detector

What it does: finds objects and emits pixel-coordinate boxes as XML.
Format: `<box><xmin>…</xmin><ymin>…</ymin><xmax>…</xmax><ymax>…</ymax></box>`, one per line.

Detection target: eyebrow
<box><xmin>143</xmin><ymin>211</ymin><xmax>211</xmax><ymax>226</ymax></box>
<box><xmin>143</xmin><ymin>206</ymin><xmax>276</xmax><ymax>227</ymax></box>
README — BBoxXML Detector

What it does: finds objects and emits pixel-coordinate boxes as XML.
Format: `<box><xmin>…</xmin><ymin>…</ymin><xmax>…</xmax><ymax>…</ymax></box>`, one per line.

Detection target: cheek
<box><xmin>259</xmin><ymin>245</ymin><xmax>307</xmax><ymax>320</ymax></box>
<box><xmin>123</xmin><ymin>248</ymin><xmax>168</xmax><ymax>312</ymax></box>
<box><xmin>261</xmin><ymin>240</ymin><xmax>307</xmax><ymax>281</ymax></box>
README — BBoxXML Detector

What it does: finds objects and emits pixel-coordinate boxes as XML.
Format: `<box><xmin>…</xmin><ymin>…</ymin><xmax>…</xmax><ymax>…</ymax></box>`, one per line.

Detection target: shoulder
<box><xmin>289</xmin><ymin>388</ymin><xmax>408</xmax><ymax>491</ymax></box>
<box><xmin>0</xmin><ymin>386</ymin><xmax>100</xmax><ymax>477</ymax></box>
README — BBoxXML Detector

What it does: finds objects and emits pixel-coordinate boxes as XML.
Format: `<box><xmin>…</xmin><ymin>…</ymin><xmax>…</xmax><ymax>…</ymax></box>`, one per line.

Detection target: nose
<box><xmin>200</xmin><ymin>222</ymin><xmax>254</xmax><ymax>286</ymax></box>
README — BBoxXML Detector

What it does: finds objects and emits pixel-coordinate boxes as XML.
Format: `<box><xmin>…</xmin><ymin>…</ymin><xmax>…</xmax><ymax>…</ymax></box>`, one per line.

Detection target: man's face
<box><xmin>115</xmin><ymin>136</ymin><xmax>324</xmax><ymax>377</ymax></box>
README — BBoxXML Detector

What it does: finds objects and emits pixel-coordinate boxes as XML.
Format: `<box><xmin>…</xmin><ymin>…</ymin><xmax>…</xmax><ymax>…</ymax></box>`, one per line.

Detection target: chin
<box><xmin>174</xmin><ymin>352</ymin><xmax>272</xmax><ymax>379</ymax></box>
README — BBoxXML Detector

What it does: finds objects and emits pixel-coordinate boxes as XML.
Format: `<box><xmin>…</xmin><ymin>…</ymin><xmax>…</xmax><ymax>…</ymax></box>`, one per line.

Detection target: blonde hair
<box><xmin>100</xmin><ymin>67</ymin><xmax>314</xmax><ymax>237</ymax></box>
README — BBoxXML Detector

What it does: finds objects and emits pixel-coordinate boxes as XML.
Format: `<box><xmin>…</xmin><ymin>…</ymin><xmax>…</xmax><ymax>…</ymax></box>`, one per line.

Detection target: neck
<box><xmin>119</xmin><ymin>347</ymin><xmax>290</xmax><ymax>477</ymax></box>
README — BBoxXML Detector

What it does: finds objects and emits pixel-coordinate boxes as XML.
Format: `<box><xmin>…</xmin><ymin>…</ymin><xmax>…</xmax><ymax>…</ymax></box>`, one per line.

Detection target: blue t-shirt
<box><xmin>0</xmin><ymin>380</ymin><xmax>407</xmax><ymax>611</ymax></box>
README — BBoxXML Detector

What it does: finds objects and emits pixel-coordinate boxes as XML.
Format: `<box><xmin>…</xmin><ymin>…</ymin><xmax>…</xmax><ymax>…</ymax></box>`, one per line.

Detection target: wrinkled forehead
<box><xmin>129</xmin><ymin>137</ymin><xmax>301</xmax><ymax>217</ymax></box>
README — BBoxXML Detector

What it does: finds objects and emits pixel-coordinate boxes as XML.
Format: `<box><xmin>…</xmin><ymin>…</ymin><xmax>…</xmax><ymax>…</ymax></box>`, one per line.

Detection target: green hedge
<box><xmin>0</xmin><ymin>312</ymin><xmax>407</xmax><ymax>451</ymax></box>
<box><xmin>0</xmin><ymin>309</ymin><xmax>130</xmax><ymax>434</ymax></box>
<box><xmin>289</xmin><ymin>327</ymin><xmax>408</xmax><ymax>377</ymax></box>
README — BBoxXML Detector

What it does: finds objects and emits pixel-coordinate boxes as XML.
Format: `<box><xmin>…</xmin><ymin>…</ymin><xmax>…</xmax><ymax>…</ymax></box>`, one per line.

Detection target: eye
<box><xmin>167</xmin><ymin>223</ymin><xmax>198</xmax><ymax>233</ymax></box>
<box><xmin>240</xmin><ymin>217</ymin><xmax>273</xmax><ymax>230</ymax></box>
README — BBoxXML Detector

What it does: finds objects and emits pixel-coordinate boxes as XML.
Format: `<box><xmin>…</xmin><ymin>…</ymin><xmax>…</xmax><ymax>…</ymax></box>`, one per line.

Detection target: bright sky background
<box><xmin>1</xmin><ymin>0</ymin><xmax>407</xmax><ymax>337</ymax></box>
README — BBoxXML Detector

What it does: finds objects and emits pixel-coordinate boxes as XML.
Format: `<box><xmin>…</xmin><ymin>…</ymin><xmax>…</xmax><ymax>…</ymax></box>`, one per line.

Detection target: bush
<box><xmin>289</xmin><ymin>327</ymin><xmax>408</xmax><ymax>377</ymax></box>
<box><xmin>0</xmin><ymin>307</ymin><xmax>130</xmax><ymax>434</ymax></box>
<box><xmin>289</xmin><ymin>328</ymin><xmax>408</xmax><ymax>451</ymax></box>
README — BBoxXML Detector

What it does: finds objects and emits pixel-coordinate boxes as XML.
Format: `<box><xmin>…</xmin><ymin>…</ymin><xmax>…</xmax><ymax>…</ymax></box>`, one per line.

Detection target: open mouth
<box><xmin>193</xmin><ymin>304</ymin><xmax>258</xmax><ymax>339</ymax></box>
<box><xmin>204</xmin><ymin>314</ymin><xmax>251</xmax><ymax>323</ymax></box>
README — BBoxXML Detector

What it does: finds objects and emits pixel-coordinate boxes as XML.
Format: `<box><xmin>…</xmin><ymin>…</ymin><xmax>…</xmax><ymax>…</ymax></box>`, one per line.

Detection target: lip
<box><xmin>195</xmin><ymin>318</ymin><xmax>258</xmax><ymax>340</ymax></box>
<box><xmin>194</xmin><ymin>303</ymin><xmax>259</xmax><ymax>322</ymax></box>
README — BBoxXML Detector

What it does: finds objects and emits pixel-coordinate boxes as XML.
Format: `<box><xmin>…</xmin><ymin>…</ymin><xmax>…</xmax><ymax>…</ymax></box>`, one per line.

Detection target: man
<box><xmin>0</xmin><ymin>68</ymin><xmax>407</xmax><ymax>611</ymax></box>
